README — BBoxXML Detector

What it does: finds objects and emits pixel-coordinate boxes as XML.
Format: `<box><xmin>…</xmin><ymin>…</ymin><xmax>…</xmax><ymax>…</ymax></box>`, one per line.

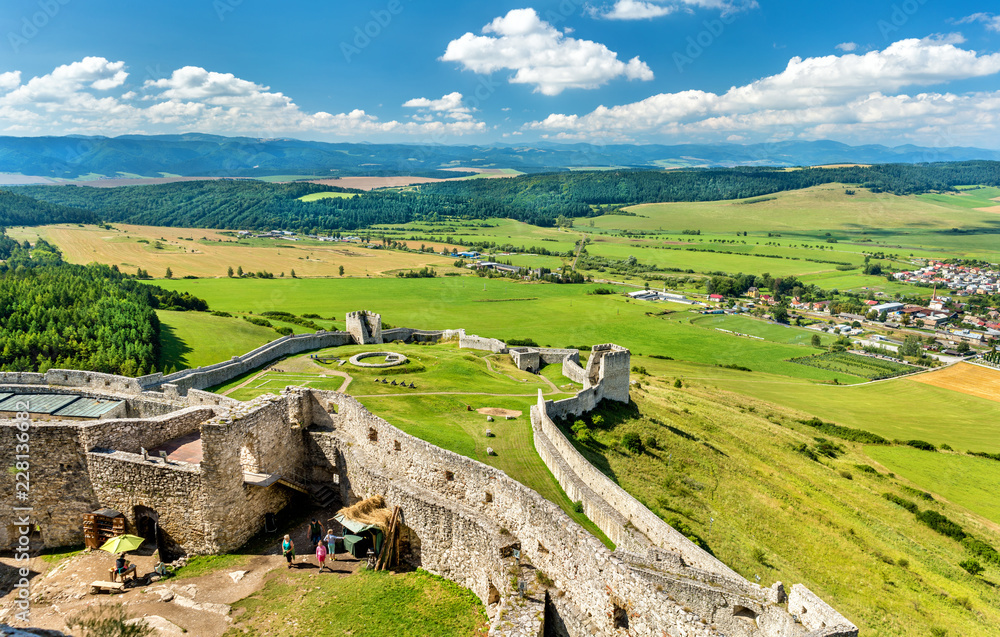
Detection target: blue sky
<box><xmin>1</xmin><ymin>0</ymin><xmax>999</xmax><ymax>147</ymax></box>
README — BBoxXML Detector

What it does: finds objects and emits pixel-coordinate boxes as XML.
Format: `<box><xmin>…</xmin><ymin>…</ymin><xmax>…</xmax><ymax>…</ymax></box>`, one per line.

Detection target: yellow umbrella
<box><xmin>98</xmin><ymin>534</ymin><xmax>145</xmax><ymax>554</ymax></box>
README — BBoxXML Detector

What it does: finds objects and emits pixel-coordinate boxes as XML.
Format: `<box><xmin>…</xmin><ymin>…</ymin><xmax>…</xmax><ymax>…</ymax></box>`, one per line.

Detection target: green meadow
<box><xmin>865</xmin><ymin>446</ymin><xmax>1000</xmax><ymax>527</ymax></box>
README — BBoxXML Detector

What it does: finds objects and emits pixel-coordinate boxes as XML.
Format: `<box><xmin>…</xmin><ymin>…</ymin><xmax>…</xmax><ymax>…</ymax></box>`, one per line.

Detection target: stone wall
<box><xmin>0</xmin><ymin>422</ymin><xmax>96</xmax><ymax>550</ymax></box>
<box><xmin>459</xmin><ymin>334</ymin><xmax>507</xmax><ymax>353</ymax></box>
<box><xmin>304</xmin><ymin>389</ymin><xmax>815</xmax><ymax>637</ymax></box>
<box><xmin>86</xmin><ymin>450</ymin><xmax>208</xmax><ymax>553</ymax></box>
<box><xmin>533</xmin><ymin>390</ymin><xmax>738</xmax><ymax>576</ymax></box>
<box><xmin>198</xmin><ymin>395</ymin><xmax>305</xmax><ymax>553</ymax></box>
<box><xmin>82</xmin><ymin>407</ymin><xmax>216</xmax><ymax>455</ymax></box>
<box><xmin>510</xmin><ymin>347</ymin><xmax>580</xmax><ymax>373</ymax></box>
<box><xmin>562</xmin><ymin>357</ymin><xmax>589</xmax><ymax>385</ymax></box>
<box><xmin>787</xmin><ymin>585</ymin><xmax>859</xmax><ymax>636</ymax></box>
<box><xmin>153</xmin><ymin>330</ymin><xmax>354</xmax><ymax>395</ymax></box>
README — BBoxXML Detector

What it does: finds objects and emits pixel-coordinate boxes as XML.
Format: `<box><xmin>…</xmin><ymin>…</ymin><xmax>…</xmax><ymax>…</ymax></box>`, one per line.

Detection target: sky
<box><xmin>1</xmin><ymin>0</ymin><xmax>999</xmax><ymax>147</ymax></box>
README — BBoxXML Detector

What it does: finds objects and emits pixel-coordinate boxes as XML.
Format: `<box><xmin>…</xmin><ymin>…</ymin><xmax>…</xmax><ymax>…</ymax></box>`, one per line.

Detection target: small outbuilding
<box><xmin>333</xmin><ymin>496</ymin><xmax>389</xmax><ymax>559</ymax></box>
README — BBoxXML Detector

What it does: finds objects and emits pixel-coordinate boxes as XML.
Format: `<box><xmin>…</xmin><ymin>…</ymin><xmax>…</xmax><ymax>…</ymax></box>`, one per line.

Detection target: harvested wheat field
<box><xmin>909</xmin><ymin>362</ymin><xmax>1000</xmax><ymax>403</ymax></box>
<box><xmin>7</xmin><ymin>223</ymin><xmax>458</xmax><ymax>279</ymax></box>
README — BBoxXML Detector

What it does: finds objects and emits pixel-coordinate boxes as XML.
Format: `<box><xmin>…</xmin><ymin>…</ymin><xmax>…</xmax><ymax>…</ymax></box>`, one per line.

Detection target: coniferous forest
<box><xmin>0</xmin><ymin>235</ymin><xmax>208</xmax><ymax>375</ymax></box>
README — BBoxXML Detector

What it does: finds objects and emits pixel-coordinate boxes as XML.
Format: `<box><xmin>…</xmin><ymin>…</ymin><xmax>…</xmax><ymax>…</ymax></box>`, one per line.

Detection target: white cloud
<box><xmin>525</xmin><ymin>38</ymin><xmax>1000</xmax><ymax>146</ymax></box>
<box><xmin>402</xmin><ymin>92</ymin><xmax>474</xmax><ymax>120</ymax></box>
<box><xmin>589</xmin><ymin>0</ymin><xmax>757</xmax><ymax>20</ymax></box>
<box><xmin>956</xmin><ymin>12</ymin><xmax>1000</xmax><ymax>32</ymax></box>
<box><xmin>440</xmin><ymin>8</ymin><xmax>653</xmax><ymax>95</ymax></box>
<box><xmin>835</xmin><ymin>42</ymin><xmax>857</xmax><ymax>52</ymax></box>
<box><xmin>0</xmin><ymin>59</ymin><xmax>487</xmax><ymax>140</ymax></box>
<box><xmin>0</xmin><ymin>71</ymin><xmax>20</xmax><ymax>92</ymax></box>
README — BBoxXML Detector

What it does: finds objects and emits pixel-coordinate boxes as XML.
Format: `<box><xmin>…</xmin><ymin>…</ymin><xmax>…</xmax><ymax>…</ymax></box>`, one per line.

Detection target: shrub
<box><xmin>959</xmin><ymin>558</ymin><xmax>984</xmax><ymax>576</ymax></box>
<box><xmin>644</xmin><ymin>435</ymin><xmax>660</xmax><ymax>450</ymax></box>
<box><xmin>897</xmin><ymin>557</ymin><xmax>909</xmax><ymax>569</ymax></box>
<box><xmin>243</xmin><ymin>315</ymin><xmax>273</xmax><ymax>328</ymax></box>
<box><xmin>621</xmin><ymin>432</ymin><xmax>644</xmax><ymax>454</ymax></box>
<box><xmin>961</xmin><ymin>537</ymin><xmax>1000</xmax><ymax>565</ymax></box>
<box><xmin>211</xmin><ymin>311</ymin><xmax>232</xmax><ymax>318</ymax></box>
<box><xmin>940</xmin><ymin>443</ymin><xmax>953</xmax><ymax>451</ymax></box>
<box><xmin>275</xmin><ymin>326</ymin><xmax>293</xmax><ymax>336</ymax></box>
<box><xmin>854</xmin><ymin>464</ymin><xmax>878</xmax><ymax>475</ymax></box>
<box><xmin>883</xmin><ymin>493</ymin><xmax>918</xmax><ymax>514</ymax></box>
<box><xmin>536</xmin><ymin>570</ymin><xmax>555</xmax><ymax>587</ymax></box>
<box><xmin>572</xmin><ymin>501</ymin><xmax>584</xmax><ymax>514</ymax></box>
<box><xmin>797</xmin><ymin>417</ymin><xmax>889</xmax><ymax>445</ymax></box>
<box><xmin>906</xmin><ymin>439</ymin><xmax>937</xmax><ymax>451</ymax></box>
<box><xmin>838</xmin><ymin>470</ymin><xmax>853</xmax><ymax>480</ymax></box>
<box><xmin>916</xmin><ymin>510</ymin><xmax>966</xmax><ymax>541</ymax></box>
<box><xmin>507</xmin><ymin>338</ymin><xmax>538</xmax><ymax>347</ymax></box>
<box><xmin>674</xmin><ymin>379</ymin><xmax>683</xmax><ymax>388</ymax></box>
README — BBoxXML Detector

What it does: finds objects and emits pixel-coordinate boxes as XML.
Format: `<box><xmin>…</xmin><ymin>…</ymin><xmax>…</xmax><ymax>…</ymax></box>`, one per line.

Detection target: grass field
<box><xmin>223</xmin><ymin>569</ymin><xmax>487</xmax><ymax>637</ymax></box>
<box><xmin>157</xmin><ymin>278</ymin><xmax>861</xmax><ymax>383</ymax></box>
<box><xmin>698</xmin><ymin>369</ymin><xmax>1000</xmax><ymax>453</ymax></box>
<box><xmin>910</xmin><ymin>362</ymin><xmax>1000</xmax><ymax>403</ymax></box>
<box><xmin>690</xmin><ymin>314</ymin><xmax>837</xmax><ymax>346</ymax></box>
<box><xmin>6</xmin><ymin>223</ymin><xmax>458</xmax><ymax>279</ymax></box>
<box><xmin>298</xmin><ymin>191</ymin><xmax>356</xmax><ymax>201</ymax></box>
<box><xmin>865</xmin><ymin>446</ymin><xmax>1000</xmax><ymax>528</ymax></box>
<box><xmin>158</xmin><ymin>310</ymin><xmax>280</xmax><ymax>372</ymax></box>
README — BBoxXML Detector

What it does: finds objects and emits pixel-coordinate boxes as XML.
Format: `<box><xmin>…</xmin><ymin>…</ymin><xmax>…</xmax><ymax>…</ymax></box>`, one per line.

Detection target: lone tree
<box><xmin>339</xmin><ymin>265</ymin><xmax>345</xmax><ymax>276</ymax></box>
<box><xmin>227</xmin><ymin>266</ymin><xmax>234</xmax><ymax>277</ymax></box>
<box><xmin>291</xmin><ymin>269</ymin><xmax>296</xmax><ymax>278</ymax></box>
<box><xmin>811</xmin><ymin>334</ymin><xmax>822</xmax><ymax>347</ymax></box>
<box><xmin>165</xmin><ymin>267</ymin><xmax>172</xmax><ymax>279</ymax></box>
<box><xmin>957</xmin><ymin>341</ymin><xmax>971</xmax><ymax>354</ymax></box>
<box><xmin>237</xmin><ymin>266</ymin><xmax>243</xmax><ymax>277</ymax></box>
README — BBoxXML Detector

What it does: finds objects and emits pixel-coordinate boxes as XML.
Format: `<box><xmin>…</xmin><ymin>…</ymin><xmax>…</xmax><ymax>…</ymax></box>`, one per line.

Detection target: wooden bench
<box><xmin>90</xmin><ymin>580</ymin><xmax>124</xmax><ymax>595</ymax></box>
<box><xmin>108</xmin><ymin>565</ymin><xmax>136</xmax><ymax>582</ymax></box>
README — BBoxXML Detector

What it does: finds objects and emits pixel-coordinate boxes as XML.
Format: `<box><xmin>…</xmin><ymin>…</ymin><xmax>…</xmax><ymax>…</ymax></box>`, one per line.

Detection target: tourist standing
<box><xmin>308</xmin><ymin>518</ymin><xmax>325</xmax><ymax>548</ymax></box>
<box><xmin>324</xmin><ymin>528</ymin><xmax>342</xmax><ymax>562</ymax></box>
<box><xmin>281</xmin><ymin>534</ymin><xmax>295</xmax><ymax>568</ymax></box>
<box><xmin>316</xmin><ymin>541</ymin><xmax>328</xmax><ymax>573</ymax></box>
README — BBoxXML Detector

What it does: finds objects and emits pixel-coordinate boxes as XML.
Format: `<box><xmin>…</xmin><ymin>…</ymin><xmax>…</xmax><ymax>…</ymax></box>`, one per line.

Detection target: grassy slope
<box><xmin>158</xmin><ymin>310</ymin><xmax>279</xmax><ymax>371</ymax></box>
<box><xmin>866</xmin><ymin>447</ymin><xmax>1000</xmax><ymax>527</ymax></box>
<box><xmin>573</xmin><ymin>381</ymin><xmax>1000</xmax><ymax>636</ymax></box>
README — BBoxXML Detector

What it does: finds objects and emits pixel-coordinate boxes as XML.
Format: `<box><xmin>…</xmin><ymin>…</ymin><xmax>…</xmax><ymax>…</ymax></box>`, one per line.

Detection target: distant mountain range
<box><xmin>1</xmin><ymin>134</ymin><xmax>998</xmax><ymax>182</ymax></box>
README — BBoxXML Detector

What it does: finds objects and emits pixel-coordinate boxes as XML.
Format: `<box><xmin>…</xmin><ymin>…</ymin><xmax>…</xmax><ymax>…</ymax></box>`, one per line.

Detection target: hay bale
<box><xmin>336</xmin><ymin>495</ymin><xmax>394</xmax><ymax>532</ymax></box>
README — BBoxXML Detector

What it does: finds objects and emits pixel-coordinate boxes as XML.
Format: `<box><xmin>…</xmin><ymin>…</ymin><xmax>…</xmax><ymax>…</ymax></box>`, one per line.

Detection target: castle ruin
<box><xmin>0</xmin><ymin>312</ymin><xmax>857</xmax><ymax>637</ymax></box>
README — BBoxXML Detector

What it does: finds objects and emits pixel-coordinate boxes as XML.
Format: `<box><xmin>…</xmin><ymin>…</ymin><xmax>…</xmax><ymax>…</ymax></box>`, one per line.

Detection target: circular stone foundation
<box><xmin>349</xmin><ymin>351</ymin><xmax>409</xmax><ymax>368</ymax></box>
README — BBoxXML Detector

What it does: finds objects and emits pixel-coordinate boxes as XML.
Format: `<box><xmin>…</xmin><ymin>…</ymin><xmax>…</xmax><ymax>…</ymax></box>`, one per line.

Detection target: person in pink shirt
<box><xmin>316</xmin><ymin>540</ymin><xmax>329</xmax><ymax>573</ymax></box>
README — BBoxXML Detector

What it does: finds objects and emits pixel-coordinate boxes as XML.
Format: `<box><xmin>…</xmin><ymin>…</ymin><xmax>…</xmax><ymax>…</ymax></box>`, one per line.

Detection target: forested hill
<box><xmin>0</xmin><ymin>235</ymin><xmax>208</xmax><ymax>375</ymax></box>
<box><xmin>0</xmin><ymin>190</ymin><xmax>98</xmax><ymax>227</ymax></box>
<box><xmin>11</xmin><ymin>161</ymin><xmax>1000</xmax><ymax>232</ymax></box>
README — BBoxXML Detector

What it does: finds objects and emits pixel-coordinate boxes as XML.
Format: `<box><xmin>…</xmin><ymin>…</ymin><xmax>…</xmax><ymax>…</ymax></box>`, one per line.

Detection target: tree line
<box><xmin>8</xmin><ymin>161</ymin><xmax>1000</xmax><ymax>232</ymax></box>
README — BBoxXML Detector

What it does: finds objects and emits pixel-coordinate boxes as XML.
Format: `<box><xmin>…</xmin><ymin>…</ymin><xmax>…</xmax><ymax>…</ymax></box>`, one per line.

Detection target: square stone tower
<box><xmin>346</xmin><ymin>311</ymin><xmax>383</xmax><ymax>345</ymax></box>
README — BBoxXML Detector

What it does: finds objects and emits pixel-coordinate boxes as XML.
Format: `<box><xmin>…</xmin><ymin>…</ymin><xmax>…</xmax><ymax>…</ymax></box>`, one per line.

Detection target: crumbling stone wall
<box><xmin>82</xmin><ymin>407</ymin><xmax>214</xmax><ymax>454</ymax></box>
<box><xmin>0</xmin><ymin>422</ymin><xmax>96</xmax><ymax>550</ymax></box>
<box><xmin>307</xmin><ymin>390</ymin><xmax>832</xmax><ymax>637</ymax></box>
<box><xmin>199</xmin><ymin>396</ymin><xmax>305</xmax><ymax>552</ymax></box>
<box><xmin>459</xmin><ymin>334</ymin><xmax>508</xmax><ymax>353</ymax></box>
<box><xmin>86</xmin><ymin>450</ymin><xmax>208</xmax><ymax>553</ymax></box>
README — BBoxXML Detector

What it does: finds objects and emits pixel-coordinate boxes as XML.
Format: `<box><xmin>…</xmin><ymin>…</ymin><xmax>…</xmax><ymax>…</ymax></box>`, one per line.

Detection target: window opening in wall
<box><xmin>368</xmin><ymin>427</ymin><xmax>378</xmax><ymax>442</ymax></box>
<box><xmin>394</xmin><ymin>440</ymin><xmax>401</xmax><ymax>451</ymax></box>
<box><xmin>487</xmin><ymin>581</ymin><xmax>501</xmax><ymax>605</ymax></box>
<box><xmin>733</xmin><ymin>605</ymin><xmax>758</xmax><ymax>620</ymax></box>
<box><xmin>613</xmin><ymin>604</ymin><xmax>629</xmax><ymax>629</ymax></box>
<box><xmin>444</xmin><ymin>470</ymin><xmax>454</xmax><ymax>481</ymax></box>
<box><xmin>484</xmin><ymin>491</ymin><xmax>493</xmax><ymax>503</ymax></box>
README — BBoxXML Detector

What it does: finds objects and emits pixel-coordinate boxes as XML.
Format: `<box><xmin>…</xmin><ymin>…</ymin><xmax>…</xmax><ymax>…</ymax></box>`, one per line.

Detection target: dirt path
<box><xmin>482</xmin><ymin>354</ymin><xmax>561</xmax><ymax>394</ymax></box>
